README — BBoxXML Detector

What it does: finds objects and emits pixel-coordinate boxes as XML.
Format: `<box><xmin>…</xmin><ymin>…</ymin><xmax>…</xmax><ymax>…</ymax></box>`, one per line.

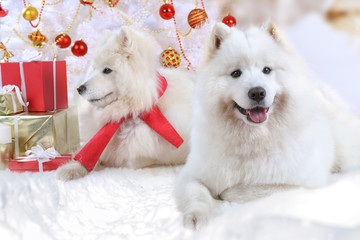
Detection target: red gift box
<box><xmin>8</xmin><ymin>154</ymin><xmax>72</xmax><ymax>172</ymax></box>
<box><xmin>0</xmin><ymin>61</ymin><xmax>68</xmax><ymax>112</ymax></box>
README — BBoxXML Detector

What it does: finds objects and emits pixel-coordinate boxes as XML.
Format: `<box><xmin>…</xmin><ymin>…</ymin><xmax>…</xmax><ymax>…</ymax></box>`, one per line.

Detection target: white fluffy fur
<box><xmin>175</xmin><ymin>22</ymin><xmax>360</xmax><ymax>229</ymax></box>
<box><xmin>56</xmin><ymin>27</ymin><xmax>194</xmax><ymax>181</ymax></box>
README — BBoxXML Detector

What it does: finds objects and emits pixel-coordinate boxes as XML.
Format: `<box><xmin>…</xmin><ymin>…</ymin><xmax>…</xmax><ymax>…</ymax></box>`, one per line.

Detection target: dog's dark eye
<box><xmin>231</xmin><ymin>69</ymin><xmax>242</xmax><ymax>78</ymax></box>
<box><xmin>103</xmin><ymin>67</ymin><xmax>113</xmax><ymax>74</ymax></box>
<box><xmin>262</xmin><ymin>67</ymin><xmax>272</xmax><ymax>74</ymax></box>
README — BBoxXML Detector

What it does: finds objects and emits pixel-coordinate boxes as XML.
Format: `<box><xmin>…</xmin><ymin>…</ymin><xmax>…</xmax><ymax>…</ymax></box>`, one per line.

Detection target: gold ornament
<box><xmin>160</xmin><ymin>47</ymin><xmax>181</xmax><ymax>68</ymax></box>
<box><xmin>22</xmin><ymin>5</ymin><xmax>39</xmax><ymax>21</ymax></box>
<box><xmin>104</xmin><ymin>0</ymin><xmax>119</xmax><ymax>7</ymax></box>
<box><xmin>0</xmin><ymin>42</ymin><xmax>14</xmax><ymax>63</ymax></box>
<box><xmin>28</xmin><ymin>29</ymin><xmax>48</xmax><ymax>46</ymax></box>
<box><xmin>13</xmin><ymin>3</ymin><xmax>82</xmax><ymax>49</ymax></box>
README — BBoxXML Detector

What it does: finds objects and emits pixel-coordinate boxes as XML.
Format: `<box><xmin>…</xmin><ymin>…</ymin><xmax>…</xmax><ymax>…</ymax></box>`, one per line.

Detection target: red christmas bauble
<box><xmin>71</xmin><ymin>40</ymin><xmax>88</xmax><ymax>57</ymax></box>
<box><xmin>159</xmin><ymin>4</ymin><xmax>175</xmax><ymax>20</ymax></box>
<box><xmin>55</xmin><ymin>34</ymin><xmax>71</xmax><ymax>48</ymax></box>
<box><xmin>80</xmin><ymin>0</ymin><xmax>94</xmax><ymax>5</ymax></box>
<box><xmin>188</xmin><ymin>8</ymin><xmax>208</xmax><ymax>29</ymax></box>
<box><xmin>222</xmin><ymin>14</ymin><xmax>236</xmax><ymax>27</ymax></box>
<box><xmin>0</xmin><ymin>4</ymin><xmax>8</xmax><ymax>17</ymax></box>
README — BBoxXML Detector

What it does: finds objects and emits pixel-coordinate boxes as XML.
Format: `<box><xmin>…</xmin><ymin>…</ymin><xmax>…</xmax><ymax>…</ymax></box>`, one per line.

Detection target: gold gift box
<box><xmin>0</xmin><ymin>142</ymin><xmax>14</xmax><ymax>170</ymax></box>
<box><xmin>0</xmin><ymin>92</ymin><xmax>24</xmax><ymax>115</ymax></box>
<box><xmin>0</xmin><ymin>107</ymin><xmax>80</xmax><ymax>157</ymax></box>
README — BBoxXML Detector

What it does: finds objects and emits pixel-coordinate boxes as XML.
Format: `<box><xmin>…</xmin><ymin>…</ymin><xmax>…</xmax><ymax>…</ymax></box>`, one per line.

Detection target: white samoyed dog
<box><xmin>56</xmin><ymin>27</ymin><xmax>194</xmax><ymax>181</ymax></box>
<box><xmin>175</xmin><ymin>22</ymin><xmax>360</xmax><ymax>228</ymax></box>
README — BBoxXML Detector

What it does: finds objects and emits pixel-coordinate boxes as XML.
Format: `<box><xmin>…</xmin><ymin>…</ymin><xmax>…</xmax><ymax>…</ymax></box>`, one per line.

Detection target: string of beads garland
<box><xmin>44</xmin><ymin>0</ymin><xmax>62</xmax><ymax>5</ymax></box>
<box><xmin>199</xmin><ymin>0</ymin><xmax>206</xmax><ymax>12</ymax></box>
<box><xmin>54</xmin><ymin>3</ymin><xmax>82</xmax><ymax>46</ymax></box>
<box><xmin>113</xmin><ymin>3</ymin><xmax>167</xmax><ymax>34</ymax></box>
<box><xmin>80</xmin><ymin>0</ymin><xmax>103</xmax><ymax>13</ymax></box>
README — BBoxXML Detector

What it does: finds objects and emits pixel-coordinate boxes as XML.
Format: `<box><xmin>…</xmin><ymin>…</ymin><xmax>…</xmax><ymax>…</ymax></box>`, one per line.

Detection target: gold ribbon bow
<box><xmin>0</xmin><ymin>42</ymin><xmax>14</xmax><ymax>63</ymax></box>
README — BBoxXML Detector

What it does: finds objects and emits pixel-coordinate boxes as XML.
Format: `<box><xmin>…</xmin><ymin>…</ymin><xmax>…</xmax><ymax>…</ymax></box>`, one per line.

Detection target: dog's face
<box><xmin>77</xmin><ymin>27</ymin><xmax>158</xmax><ymax>116</ymax></box>
<box><xmin>200</xmin><ymin>22</ymin><xmax>292</xmax><ymax>126</ymax></box>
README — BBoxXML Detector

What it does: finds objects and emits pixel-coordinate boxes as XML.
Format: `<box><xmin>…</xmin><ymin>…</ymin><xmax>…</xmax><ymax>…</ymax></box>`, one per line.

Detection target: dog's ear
<box><xmin>261</xmin><ymin>20</ymin><xmax>281</xmax><ymax>42</ymax></box>
<box><xmin>204</xmin><ymin>22</ymin><xmax>231</xmax><ymax>61</ymax></box>
<box><xmin>117</xmin><ymin>26</ymin><xmax>134</xmax><ymax>56</ymax></box>
<box><xmin>261</xmin><ymin>20</ymin><xmax>294</xmax><ymax>53</ymax></box>
<box><xmin>210</xmin><ymin>22</ymin><xmax>231</xmax><ymax>51</ymax></box>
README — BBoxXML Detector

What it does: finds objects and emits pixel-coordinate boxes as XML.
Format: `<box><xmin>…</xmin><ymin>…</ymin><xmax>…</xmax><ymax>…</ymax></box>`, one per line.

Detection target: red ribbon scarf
<box><xmin>74</xmin><ymin>72</ymin><xmax>184</xmax><ymax>172</ymax></box>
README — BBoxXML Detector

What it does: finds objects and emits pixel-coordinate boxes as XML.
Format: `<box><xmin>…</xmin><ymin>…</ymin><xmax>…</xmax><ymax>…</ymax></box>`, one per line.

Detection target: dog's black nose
<box><xmin>77</xmin><ymin>85</ymin><xmax>86</xmax><ymax>95</ymax></box>
<box><xmin>248</xmin><ymin>87</ymin><xmax>266</xmax><ymax>102</ymax></box>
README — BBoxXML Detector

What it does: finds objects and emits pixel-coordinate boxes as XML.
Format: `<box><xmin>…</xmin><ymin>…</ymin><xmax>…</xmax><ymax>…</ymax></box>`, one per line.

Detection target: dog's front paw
<box><xmin>56</xmin><ymin>160</ymin><xmax>89</xmax><ymax>181</ymax></box>
<box><xmin>183</xmin><ymin>210</ymin><xmax>209</xmax><ymax>230</ymax></box>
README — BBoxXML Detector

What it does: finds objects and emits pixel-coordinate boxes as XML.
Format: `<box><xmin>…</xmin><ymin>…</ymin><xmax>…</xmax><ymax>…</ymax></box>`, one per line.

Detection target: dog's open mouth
<box><xmin>234</xmin><ymin>102</ymin><xmax>269</xmax><ymax>124</ymax></box>
<box><xmin>89</xmin><ymin>92</ymin><xmax>114</xmax><ymax>103</ymax></box>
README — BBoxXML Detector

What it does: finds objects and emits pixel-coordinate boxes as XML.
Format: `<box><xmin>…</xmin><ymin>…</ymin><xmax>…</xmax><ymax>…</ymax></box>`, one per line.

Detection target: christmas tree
<box><xmin>0</xmin><ymin>0</ymin><xmax>218</xmax><ymax>95</ymax></box>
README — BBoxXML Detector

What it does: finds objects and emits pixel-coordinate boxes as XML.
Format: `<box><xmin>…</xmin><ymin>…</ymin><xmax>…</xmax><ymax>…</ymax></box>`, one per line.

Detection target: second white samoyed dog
<box><xmin>175</xmin><ymin>22</ymin><xmax>360</xmax><ymax>228</ymax></box>
<box><xmin>56</xmin><ymin>27</ymin><xmax>194</xmax><ymax>181</ymax></box>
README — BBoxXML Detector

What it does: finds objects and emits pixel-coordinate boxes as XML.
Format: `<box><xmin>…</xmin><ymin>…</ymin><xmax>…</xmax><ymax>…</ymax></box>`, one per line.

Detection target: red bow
<box><xmin>74</xmin><ymin>72</ymin><xmax>184</xmax><ymax>172</ymax></box>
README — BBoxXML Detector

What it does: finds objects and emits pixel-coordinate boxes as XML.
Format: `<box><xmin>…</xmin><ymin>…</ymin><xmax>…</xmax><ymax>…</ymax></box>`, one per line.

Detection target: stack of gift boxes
<box><xmin>0</xmin><ymin>61</ymin><xmax>80</xmax><ymax>172</ymax></box>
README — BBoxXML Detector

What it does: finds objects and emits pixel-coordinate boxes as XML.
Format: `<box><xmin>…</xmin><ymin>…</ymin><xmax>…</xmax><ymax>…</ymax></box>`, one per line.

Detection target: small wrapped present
<box><xmin>0</xmin><ymin>61</ymin><xmax>68</xmax><ymax>111</ymax></box>
<box><xmin>0</xmin><ymin>85</ymin><xmax>27</xmax><ymax>115</ymax></box>
<box><xmin>8</xmin><ymin>146</ymin><xmax>72</xmax><ymax>172</ymax></box>
<box><xmin>0</xmin><ymin>106</ymin><xmax>80</xmax><ymax>158</ymax></box>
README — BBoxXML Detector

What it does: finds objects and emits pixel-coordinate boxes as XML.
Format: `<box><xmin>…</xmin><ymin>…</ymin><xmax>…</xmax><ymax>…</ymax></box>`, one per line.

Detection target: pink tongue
<box><xmin>246</xmin><ymin>108</ymin><xmax>267</xmax><ymax>123</ymax></box>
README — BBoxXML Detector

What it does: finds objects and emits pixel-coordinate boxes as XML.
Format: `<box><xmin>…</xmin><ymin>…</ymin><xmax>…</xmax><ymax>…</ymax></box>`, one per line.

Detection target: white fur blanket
<box><xmin>0</xmin><ymin>167</ymin><xmax>359</xmax><ymax>240</ymax></box>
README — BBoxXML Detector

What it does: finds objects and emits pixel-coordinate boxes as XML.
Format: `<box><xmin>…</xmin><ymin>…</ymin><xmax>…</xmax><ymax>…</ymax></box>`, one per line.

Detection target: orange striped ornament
<box><xmin>187</xmin><ymin>8</ymin><xmax>208</xmax><ymax>29</ymax></box>
<box><xmin>28</xmin><ymin>29</ymin><xmax>47</xmax><ymax>46</ymax></box>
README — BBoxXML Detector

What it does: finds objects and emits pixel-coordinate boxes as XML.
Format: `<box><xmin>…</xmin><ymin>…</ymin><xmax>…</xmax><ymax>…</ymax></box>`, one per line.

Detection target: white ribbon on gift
<box><xmin>14</xmin><ymin>114</ymin><xmax>20</xmax><ymax>158</ymax></box>
<box><xmin>0</xmin><ymin>85</ymin><xmax>28</xmax><ymax>113</ymax></box>
<box><xmin>19</xmin><ymin>62</ymin><xmax>28</xmax><ymax>112</ymax></box>
<box><xmin>16</xmin><ymin>146</ymin><xmax>61</xmax><ymax>172</ymax></box>
<box><xmin>53</xmin><ymin>61</ymin><xmax>57</xmax><ymax>110</ymax></box>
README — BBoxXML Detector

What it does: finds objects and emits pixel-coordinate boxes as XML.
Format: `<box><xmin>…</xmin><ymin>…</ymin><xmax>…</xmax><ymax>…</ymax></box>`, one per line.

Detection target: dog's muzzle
<box><xmin>234</xmin><ymin>102</ymin><xmax>269</xmax><ymax>124</ymax></box>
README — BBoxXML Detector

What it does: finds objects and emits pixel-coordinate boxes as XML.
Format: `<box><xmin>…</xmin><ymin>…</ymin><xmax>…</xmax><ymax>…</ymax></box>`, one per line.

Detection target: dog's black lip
<box><xmin>234</xmin><ymin>101</ymin><xmax>269</xmax><ymax>124</ymax></box>
<box><xmin>89</xmin><ymin>92</ymin><xmax>114</xmax><ymax>103</ymax></box>
<box><xmin>234</xmin><ymin>102</ymin><xmax>248</xmax><ymax>115</ymax></box>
